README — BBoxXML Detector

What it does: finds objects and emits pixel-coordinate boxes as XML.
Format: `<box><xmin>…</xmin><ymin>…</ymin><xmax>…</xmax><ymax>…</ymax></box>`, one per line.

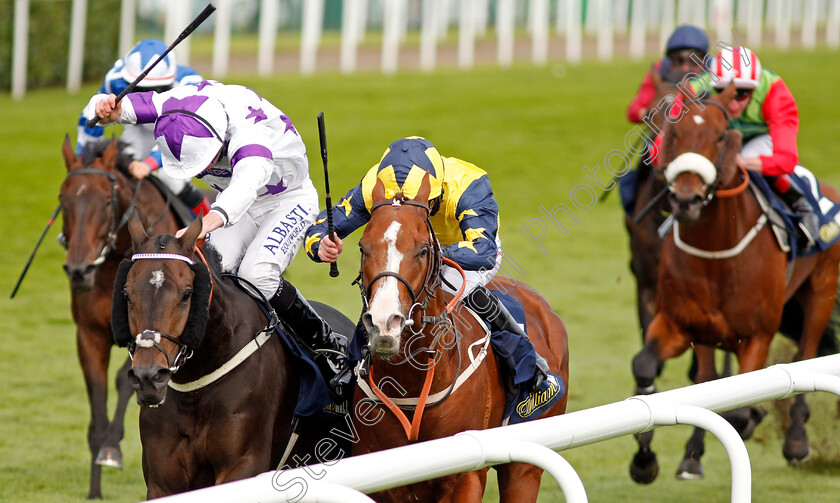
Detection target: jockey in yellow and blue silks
<box><xmin>305</xmin><ymin>137</ymin><xmax>549</xmax><ymax>392</ymax></box>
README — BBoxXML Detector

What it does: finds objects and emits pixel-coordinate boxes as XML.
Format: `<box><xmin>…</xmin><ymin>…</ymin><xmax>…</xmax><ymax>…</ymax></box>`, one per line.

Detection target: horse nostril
<box><xmin>153</xmin><ymin>368</ymin><xmax>172</xmax><ymax>384</ymax></box>
<box><xmin>127</xmin><ymin>368</ymin><xmax>140</xmax><ymax>389</ymax></box>
<box><xmin>386</xmin><ymin>313</ymin><xmax>405</xmax><ymax>333</ymax></box>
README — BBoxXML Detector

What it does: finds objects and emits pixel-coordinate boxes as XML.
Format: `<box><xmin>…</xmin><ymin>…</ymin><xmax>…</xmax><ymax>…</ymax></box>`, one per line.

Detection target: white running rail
<box><xmin>148</xmin><ymin>354</ymin><xmax>840</xmax><ymax>503</ymax></box>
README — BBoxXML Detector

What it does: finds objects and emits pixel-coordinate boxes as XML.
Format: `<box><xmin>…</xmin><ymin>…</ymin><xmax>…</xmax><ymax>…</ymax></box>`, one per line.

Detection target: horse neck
<box><xmin>173</xmin><ymin>273</ymin><xmax>264</xmax><ymax>383</ymax></box>
<box><xmin>680</xmin><ymin>188</ymin><xmax>761</xmax><ymax>250</ymax></box>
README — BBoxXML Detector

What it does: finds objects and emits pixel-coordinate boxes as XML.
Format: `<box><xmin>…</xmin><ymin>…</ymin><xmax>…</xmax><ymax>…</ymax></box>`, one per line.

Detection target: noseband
<box><xmin>668</xmin><ymin>99</ymin><xmax>746</xmax><ymax>201</ymax></box>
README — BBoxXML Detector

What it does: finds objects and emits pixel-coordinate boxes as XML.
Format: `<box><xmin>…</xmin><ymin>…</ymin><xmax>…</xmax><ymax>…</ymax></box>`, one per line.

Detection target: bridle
<box><xmin>355</xmin><ymin>196</ymin><xmax>448</xmax><ymax>338</ymax></box>
<box><xmin>126</xmin><ymin>250</ymin><xmax>213</xmax><ymax>373</ymax></box>
<box><xmin>61</xmin><ymin>167</ymin><xmax>170</xmax><ymax>264</ymax></box>
<box><xmin>668</xmin><ymin>99</ymin><xmax>748</xmax><ymax>202</ymax></box>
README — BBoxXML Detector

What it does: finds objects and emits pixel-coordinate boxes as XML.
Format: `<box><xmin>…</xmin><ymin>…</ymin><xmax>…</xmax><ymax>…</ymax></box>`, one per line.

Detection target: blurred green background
<box><xmin>2</xmin><ymin>47</ymin><xmax>840</xmax><ymax>502</ymax></box>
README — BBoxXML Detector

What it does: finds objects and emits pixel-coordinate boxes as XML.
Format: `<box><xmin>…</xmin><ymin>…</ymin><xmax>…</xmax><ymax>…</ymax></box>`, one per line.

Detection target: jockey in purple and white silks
<box><xmin>89</xmin><ymin>81</ymin><xmax>352</xmax><ymax>401</ymax></box>
<box><xmin>78</xmin><ymin>39</ymin><xmax>211</xmax><ymax>217</ymax></box>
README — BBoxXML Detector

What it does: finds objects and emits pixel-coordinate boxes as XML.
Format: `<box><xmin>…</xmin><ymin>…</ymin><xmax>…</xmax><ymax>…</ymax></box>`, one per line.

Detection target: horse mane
<box><xmin>81</xmin><ymin>139</ymin><xmax>134</xmax><ymax>177</ymax></box>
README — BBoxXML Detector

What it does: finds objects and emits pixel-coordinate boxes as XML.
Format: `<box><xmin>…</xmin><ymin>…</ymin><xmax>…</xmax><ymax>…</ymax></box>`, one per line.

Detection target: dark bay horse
<box><xmin>630</xmin><ymin>85</ymin><xmax>840</xmax><ymax>482</ymax></box>
<box><xmin>59</xmin><ymin>137</ymin><xmax>181</xmax><ymax>498</ymax></box>
<box><xmin>112</xmin><ymin>214</ymin><xmax>354</xmax><ymax>498</ymax></box>
<box><xmin>352</xmin><ymin>176</ymin><xmax>570</xmax><ymax>502</ymax></box>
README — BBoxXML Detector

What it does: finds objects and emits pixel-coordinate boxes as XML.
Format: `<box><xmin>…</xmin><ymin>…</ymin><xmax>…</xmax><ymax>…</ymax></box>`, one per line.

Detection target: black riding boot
<box><xmin>778</xmin><ymin>182</ymin><xmax>820</xmax><ymax>247</ymax></box>
<box><xmin>464</xmin><ymin>285</ymin><xmax>550</xmax><ymax>392</ymax></box>
<box><xmin>269</xmin><ymin>279</ymin><xmax>352</xmax><ymax>402</ymax></box>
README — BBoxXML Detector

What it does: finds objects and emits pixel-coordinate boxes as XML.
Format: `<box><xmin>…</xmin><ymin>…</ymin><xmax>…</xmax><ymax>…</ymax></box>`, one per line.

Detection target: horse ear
<box><xmin>657</xmin><ymin>125</ymin><xmax>677</xmax><ymax>169</ymax></box>
<box><xmin>127</xmin><ymin>211</ymin><xmax>148</xmax><ymax>252</ymax></box>
<box><xmin>414</xmin><ymin>173</ymin><xmax>432</xmax><ymax>203</ymax></box>
<box><xmin>178</xmin><ymin>214</ymin><xmax>203</xmax><ymax>251</ymax></box>
<box><xmin>62</xmin><ymin>134</ymin><xmax>76</xmax><ymax>171</ymax></box>
<box><xmin>650</xmin><ymin>66</ymin><xmax>665</xmax><ymax>89</ymax></box>
<box><xmin>371</xmin><ymin>177</ymin><xmax>387</xmax><ymax>204</ymax></box>
<box><xmin>101</xmin><ymin>138</ymin><xmax>119</xmax><ymax>170</ymax></box>
<box><xmin>716</xmin><ymin>82</ymin><xmax>736</xmax><ymax>108</ymax></box>
<box><xmin>722</xmin><ymin>129</ymin><xmax>743</xmax><ymax>173</ymax></box>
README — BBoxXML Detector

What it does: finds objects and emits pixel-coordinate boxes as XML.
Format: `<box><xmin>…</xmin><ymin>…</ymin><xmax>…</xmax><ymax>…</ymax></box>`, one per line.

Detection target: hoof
<box><xmin>675</xmin><ymin>457</ymin><xmax>704</xmax><ymax>480</ymax></box>
<box><xmin>740</xmin><ymin>406</ymin><xmax>767</xmax><ymax>440</ymax></box>
<box><xmin>95</xmin><ymin>446</ymin><xmax>123</xmax><ymax>469</ymax></box>
<box><xmin>783</xmin><ymin>439</ymin><xmax>812</xmax><ymax>464</ymax></box>
<box><xmin>629</xmin><ymin>451</ymin><xmax>659</xmax><ymax>484</ymax></box>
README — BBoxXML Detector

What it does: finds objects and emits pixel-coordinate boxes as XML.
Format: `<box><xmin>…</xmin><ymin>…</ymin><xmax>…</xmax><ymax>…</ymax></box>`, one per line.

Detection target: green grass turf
<box><xmin>2</xmin><ymin>47</ymin><xmax>840</xmax><ymax>502</ymax></box>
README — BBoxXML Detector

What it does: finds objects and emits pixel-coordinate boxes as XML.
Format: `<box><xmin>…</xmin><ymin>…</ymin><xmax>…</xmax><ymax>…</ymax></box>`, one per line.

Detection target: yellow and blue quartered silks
<box><xmin>305</xmin><ymin>156</ymin><xmax>500</xmax><ymax>271</ymax></box>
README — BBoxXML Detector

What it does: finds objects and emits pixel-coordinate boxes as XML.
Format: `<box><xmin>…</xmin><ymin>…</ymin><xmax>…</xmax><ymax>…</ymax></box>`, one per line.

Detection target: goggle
<box><xmin>715</xmin><ymin>87</ymin><xmax>754</xmax><ymax>102</ymax></box>
<box><xmin>667</xmin><ymin>51</ymin><xmax>703</xmax><ymax>67</ymax></box>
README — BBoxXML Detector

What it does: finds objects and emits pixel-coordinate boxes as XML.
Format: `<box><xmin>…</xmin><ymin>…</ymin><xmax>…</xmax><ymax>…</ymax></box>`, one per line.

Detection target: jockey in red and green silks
<box><xmin>689</xmin><ymin>46</ymin><xmax>819</xmax><ymax>245</ymax></box>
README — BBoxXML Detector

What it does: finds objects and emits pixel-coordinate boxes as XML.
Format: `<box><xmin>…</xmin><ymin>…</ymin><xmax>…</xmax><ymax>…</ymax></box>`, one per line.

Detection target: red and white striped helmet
<box><xmin>710</xmin><ymin>47</ymin><xmax>762</xmax><ymax>89</ymax></box>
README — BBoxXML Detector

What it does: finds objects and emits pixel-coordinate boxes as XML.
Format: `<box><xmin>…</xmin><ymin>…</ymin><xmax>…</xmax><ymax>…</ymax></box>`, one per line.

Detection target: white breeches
<box><xmin>206</xmin><ymin>181</ymin><xmax>319</xmax><ymax>297</ymax></box>
<box><xmin>440</xmin><ymin>236</ymin><xmax>503</xmax><ymax>296</ymax></box>
<box><xmin>740</xmin><ymin>134</ymin><xmax>773</xmax><ymax>158</ymax></box>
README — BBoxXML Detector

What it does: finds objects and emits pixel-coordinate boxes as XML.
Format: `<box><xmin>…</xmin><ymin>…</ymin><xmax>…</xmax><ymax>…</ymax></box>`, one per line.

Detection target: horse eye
<box><xmin>123</xmin><ymin>290</ymin><xmax>131</xmax><ymax>304</ymax></box>
<box><xmin>419</xmin><ymin>246</ymin><xmax>429</xmax><ymax>258</ymax></box>
<box><xmin>181</xmin><ymin>289</ymin><xmax>193</xmax><ymax>303</ymax></box>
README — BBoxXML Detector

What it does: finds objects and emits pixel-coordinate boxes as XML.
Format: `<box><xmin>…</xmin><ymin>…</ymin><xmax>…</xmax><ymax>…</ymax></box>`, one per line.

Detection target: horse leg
<box><xmin>676</xmin><ymin>345</ymin><xmax>717</xmax><ymax>480</ymax></box>
<box><xmin>446</xmin><ymin>469</ymin><xmax>487</xmax><ymax>503</ymax></box>
<box><xmin>95</xmin><ymin>355</ymin><xmax>134</xmax><ymax>469</ymax></box>
<box><xmin>76</xmin><ymin>328</ymin><xmax>112</xmax><ymax>499</ymax></box>
<box><xmin>783</xmin><ymin>281</ymin><xmax>836</xmax><ymax>462</ymax></box>
<box><xmin>496</xmin><ymin>462</ymin><xmax>542</xmax><ymax>503</ymax></box>
<box><xmin>630</xmin><ymin>314</ymin><xmax>692</xmax><ymax>484</ymax></box>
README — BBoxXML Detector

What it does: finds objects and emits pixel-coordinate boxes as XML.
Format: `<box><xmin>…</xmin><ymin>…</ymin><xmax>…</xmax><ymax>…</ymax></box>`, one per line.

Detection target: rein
<box><xmin>671</xmin><ymin>100</ymin><xmax>764</xmax><ymax>259</ymax></box>
<box><xmin>63</xmin><ymin>167</ymin><xmax>168</xmax><ymax>263</ymax></box>
<box><xmin>355</xmin><ymin>197</ymin><xmax>475</xmax><ymax>441</ymax></box>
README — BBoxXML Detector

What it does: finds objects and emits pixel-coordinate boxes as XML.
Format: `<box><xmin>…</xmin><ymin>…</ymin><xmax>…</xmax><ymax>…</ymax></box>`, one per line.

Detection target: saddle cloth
<box><xmin>750</xmin><ymin>166</ymin><xmax>840</xmax><ymax>258</ymax></box>
<box><xmin>255</xmin><ymin>304</ymin><xmax>335</xmax><ymax>417</ymax></box>
<box><xmin>484</xmin><ymin>290</ymin><xmax>566</xmax><ymax>426</ymax></box>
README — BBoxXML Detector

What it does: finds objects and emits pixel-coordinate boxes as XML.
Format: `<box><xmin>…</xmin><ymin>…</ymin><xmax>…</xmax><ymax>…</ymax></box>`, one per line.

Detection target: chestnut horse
<box><xmin>352</xmin><ymin>176</ymin><xmax>570</xmax><ymax>502</ymax></box>
<box><xmin>59</xmin><ymin>137</ymin><xmax>181</xmax><ymax>498</ymax></box>
<box><xmin>630</xmin><ymin>85</ymin><xmax>840</xmax><ymax>482</ymax></box>
<box><xmin>112</xmin><ymin>215</ymin><xmax>354</xmax><ymax>498</ymax></box>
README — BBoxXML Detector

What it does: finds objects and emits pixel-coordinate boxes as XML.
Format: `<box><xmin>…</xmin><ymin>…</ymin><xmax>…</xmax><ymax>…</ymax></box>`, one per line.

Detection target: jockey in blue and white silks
<box><xmin>306</xmin><ymin>137</ymin><xmax>550</xmax><ymax>393</ymax></box>
<box><xmin>78</xmin><ymin>39</ymin><xmax>210</xmax><ymax>216</ymax></box>
<box><xmin>89</xmin><ymin>80</ymin><xmax>352</xmax><ymax>402</ymax></box>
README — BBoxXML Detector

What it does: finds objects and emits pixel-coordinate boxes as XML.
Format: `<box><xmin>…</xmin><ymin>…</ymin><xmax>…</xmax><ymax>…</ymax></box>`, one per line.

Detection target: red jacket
<box><xmin>626</xmin><ymin>60</ymin><xmax>665</xmax><ymax>123</ymax></box>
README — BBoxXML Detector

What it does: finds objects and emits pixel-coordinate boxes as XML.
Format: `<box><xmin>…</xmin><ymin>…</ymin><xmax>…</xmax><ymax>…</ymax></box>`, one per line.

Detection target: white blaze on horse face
<box><xmin>693</xmin><ymin>115</ymin><xmax>705</xmax><ymax>125</ymax></box>
<box><xmin>75</xmin><ymin>185</ymin><xmax>88</xmax><ymax>196</ymax></box>
<box><xmin>149</xmin><ymin>270</ymin><xmax>165</xmax><ymax>291</ymax></box>
<box><xmin>368</xmin><ymin>221</ymin><xmax>404</xmax><ymax>337</ymax></box>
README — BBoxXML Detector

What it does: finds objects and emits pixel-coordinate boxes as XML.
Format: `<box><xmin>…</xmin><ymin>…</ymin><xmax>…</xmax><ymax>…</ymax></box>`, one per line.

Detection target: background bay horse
<box><xmin>352</xmin><ymin>176</ymin><xmax>569</xmax><ymax>502</ymax></box>
<box><xmin>113</xmin><ymin>215</ymin><xmax>353</xmax><ymax>498</ymax></box>
<box><xmin>59</xmin><ymin>137</ymin><xmax>181</xmax><ymax>498</ymax></box>
<box><xmin>630</xmin><ymin>85</ymin><xmax>840</xmax><ymax>482</ymax></box>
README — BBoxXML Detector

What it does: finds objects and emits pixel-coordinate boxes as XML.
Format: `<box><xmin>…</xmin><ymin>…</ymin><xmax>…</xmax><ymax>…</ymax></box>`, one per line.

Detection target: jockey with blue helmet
<box><xmin>620</xmin><ymin>25</ymin><xmax>709</xmax><ymax>216</ymax></box>
<box><xmin>89</xmin><ymin>81</ymin><xmax>352</xmax><ymax>401</ymax></box>
<box><xmin>627</xmin><ymin>25</ymin><xmax>709</xmax><ymax>123</ymax></box>
<box><xmin>78</xmin><ymin>39</ymin><xmax>211</xmax><ymax>217</ymax></box>
<box><xmin>306</xmin><ymin>137</ymin><xmax>551</xmax><ymax>393</ymax></box>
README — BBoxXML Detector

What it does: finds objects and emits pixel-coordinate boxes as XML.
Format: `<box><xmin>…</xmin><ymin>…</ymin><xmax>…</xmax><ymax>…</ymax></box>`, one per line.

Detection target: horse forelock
<box><xmin>80</xmin><ymin>139</ymin><xmax>133</xmax><ymax>174</ymax></box>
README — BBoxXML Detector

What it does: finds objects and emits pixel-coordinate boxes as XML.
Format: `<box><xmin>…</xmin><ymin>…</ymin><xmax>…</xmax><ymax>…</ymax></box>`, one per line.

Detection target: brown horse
<box><xmin>630</xmin><ymin>85</ymin><xmax>840</xmax><ymax>482</ymax></box>
<box><xmin>59</xmin><ymin>137</ymin><xmax>181</xmax><ymax>498</ymax></box>
<box><xmin>352</xmin><ymin>176</ymin><xmax>569</xmax><ymax>502</ymax></box>
<box><xmin>113</xmin><ymin>215</ymin><xmax>354</xmax><ymax>498</ymax></box>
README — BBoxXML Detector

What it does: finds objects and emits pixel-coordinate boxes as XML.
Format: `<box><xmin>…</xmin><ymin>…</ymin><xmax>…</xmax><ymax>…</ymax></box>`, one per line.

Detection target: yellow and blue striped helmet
<box><xmin>375</xmin><ymin>137</ymin><xmax>445</xmax><ymax>201</ymax></box>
